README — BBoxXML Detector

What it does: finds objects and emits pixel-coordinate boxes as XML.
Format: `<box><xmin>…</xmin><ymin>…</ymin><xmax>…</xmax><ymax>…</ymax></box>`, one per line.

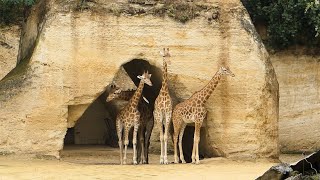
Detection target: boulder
<box><xmin>256</xmin><ymin>163</ymin><xmax>292</xmax><ymax>180</ymax></box>
<box><xmin>258</xmin><ymin>151</ymin><xmax>320</xmax><ymax>180</ymax></box>
<box><xmin>0</xmin><ymin>0</ymin><xmax>279</xmax><ymax>159</ymax></box>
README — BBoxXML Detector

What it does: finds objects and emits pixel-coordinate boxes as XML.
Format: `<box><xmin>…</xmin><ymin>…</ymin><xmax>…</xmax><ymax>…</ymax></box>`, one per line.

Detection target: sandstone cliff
<box><xmin>271</xmin><ymin>49</ymin><xmax>320</xmax><ymax>153</ymax></box>
<box><xmin>0</xmin><ymin>0</ymin><xmax>279</xmax><ymax>159</ymax></box>
<box><xmin>0</xmin><ymin>25</ymin><xmax>20</xmax><ymax>80</ymax></box>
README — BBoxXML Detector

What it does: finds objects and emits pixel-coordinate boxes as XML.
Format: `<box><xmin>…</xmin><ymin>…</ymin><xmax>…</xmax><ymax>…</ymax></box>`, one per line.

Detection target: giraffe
<box><xmin>115</xmin><ymin>71</ymin><xmax>152</xmax><ymax>165</ymax></box>
<box><xmin>153</xmin><ymin>48</ymin><xmax>172</xmax><ymax>164</ymax></box>
<box><xmin>106</xmin><ymin>86</ymin><xmax>154</xmax><ymax>164</ymax></box>
<box><xmin>172</xmin><ymin>66</ymin><xmax>235</xmax><ymax>164</ymax></box>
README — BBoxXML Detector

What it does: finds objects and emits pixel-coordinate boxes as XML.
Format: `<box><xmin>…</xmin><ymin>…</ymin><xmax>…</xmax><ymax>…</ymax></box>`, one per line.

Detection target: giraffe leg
<box><xmin>123</xmin><ymin>127</ymin><xmax>129</xmax><ymax>165</ymax></box>
<box><xmin>137</xmin><ymin>130</ymin><xmax>142</xmax><ymax>164</ymax></box>
<box><xmin>139</xmin><ymin>126</ymin><xmax>145</xmax><ymax>164</ymax></box>
<box><xmin>173</xmin><ymin>118</ymin><xmax>181</xmax><ymax>164</ymax></box>
<box><xmin>157</xmin><ymin>114</ymin><xmax>164</xmax><ymax>164</ymax></box>
<box><xmin>132</xmin><ymin>123</ymin><xmax>139</xmax><ymax>165</ymax></box>
<box><xmin>144</xmin><ymin>119</ymin><xmax>153</xmax><ymax>164</ymax></box>
<box><xmin>191</xmin><ymin>126</ymin><xmax>197</xmax><ymax>164</ymax></box>
<box><xmin>194</xmin><ymin>122</ymin><xmax>202</xmax><ymax>164</ymax></box>
<box><xmin>163</xmin><ymin>114</ymin><xmax>171</xmax><ymax>165</ymax></box>
<box><xmin>116</xmin><ymin>120</ymin><xmax>123</xmax><ymax>165</ymax></box>
<box><xmin>179</xmin><ymin>122</ymin><xmax>187</xmax><ymax>164</ymax></box>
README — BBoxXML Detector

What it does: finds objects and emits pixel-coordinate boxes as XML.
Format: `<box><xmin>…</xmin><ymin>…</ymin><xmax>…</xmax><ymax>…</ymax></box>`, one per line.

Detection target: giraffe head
<box><xmin>137</xmin><ymin>71</ymin><xmax>153</xmax><ymax>86</ymax></box>
<box><xmin>219</xmin><ymin>66</ymin><xmax>235</xmax><ymax>77</ymax></box>
<box><xmin>106</xmin><ymin>85</ymin><xmax>150</xmax><ymax>103</ymax></box>
<box><xmin>160</xmin><ymin>47</ymin><xmax>171</xmax><ymax>65</ymax></box>
<box><xmin>106</xmin><ymin>83</ymin><xmax>122</xmax><ymax>102</ymax></box>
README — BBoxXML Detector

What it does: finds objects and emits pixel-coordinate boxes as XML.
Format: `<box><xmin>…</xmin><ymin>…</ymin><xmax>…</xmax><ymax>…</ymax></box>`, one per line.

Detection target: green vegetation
<box><xmin>0</xmin><ymin>0</ymin><xmax>35</xmax><ymax>25</ymax></box>
<box><xmin>242</xmin><ymin>0</ymin><xmax>320</xmax><ymax>49</ymax></box>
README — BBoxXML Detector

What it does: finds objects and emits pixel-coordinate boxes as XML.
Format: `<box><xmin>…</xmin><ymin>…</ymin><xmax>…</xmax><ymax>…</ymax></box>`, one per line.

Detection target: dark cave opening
<box><xmin>122</xmin><ymin>59</ymin><xmax>163</xmax><ymax>105</ymax></box>
<box><xmin>63</xmin><ymin>91</ymin><xmax>114</xmax><ymax>147</ymax></box>
<box><xmin>62</xmin><ymin>59</ymin><xmax>163</xmax><ymax>149</ymax></box>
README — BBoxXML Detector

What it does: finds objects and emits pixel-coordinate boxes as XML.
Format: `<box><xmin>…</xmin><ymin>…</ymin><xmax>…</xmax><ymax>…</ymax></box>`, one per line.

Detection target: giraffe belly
<box><xmin>183</xmin><ymin>115</ymin><xmax>195</xmax><ymax>124</ymax></box>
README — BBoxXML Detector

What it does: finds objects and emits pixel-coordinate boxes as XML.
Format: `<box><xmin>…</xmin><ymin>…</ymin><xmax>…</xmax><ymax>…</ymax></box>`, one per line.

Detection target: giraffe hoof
<box><xmin>160</xmin><ymin>158</ymin><xmax>164</xmax><ymax>164</ymax></box>
<box><xmin>123</xmin><ymin>161</ymin><xmax>127</xmax><ymax>165</ymax></box>
<box><xmin>181</xmin><ymin>160</ymin><xmax>186</xmax><ymax>164</ymax></box>
<box><xmin>195</xmin><ymin>161</ymin><xmax>200</xmax><ymax>165</ymax></box>
<box><xmin>174</xmin><ymin>160</ymin><xmax>179</xmax><ymax>164</ymax></box>
<box><xmin>133</xmin><ymin>161</ymin><xmax>138</xmax><ymax>165</ymax></box>
<box><xmin>142</xmin><ymin>160</ymin><xmax>147</xmax><ymax>164</ymax></box>
<box><xmin>164</xmin><ymin>160</ymin><xmax>169</xmax><ymax>165</ymax></box>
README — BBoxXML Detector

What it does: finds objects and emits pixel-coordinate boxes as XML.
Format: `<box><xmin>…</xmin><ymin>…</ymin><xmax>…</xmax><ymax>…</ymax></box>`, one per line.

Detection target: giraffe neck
<box><xmin>129</xmin><ymin>80</ymin><xmax>144</xmax><ymax>108</ymax></box>
<box><xmin>117</xmin><ymin>90</ymin><xmax>135</xmax><ymax>101</ymax></box>
<box><xmin>192</xmin><ymin>71</ymin><xmax>222</xmax><ymax>104</ymax></box>
<box><xmin>160</xmin><ymin>58</ymin><xmax>169</xmax><ymax>92</ymax></box>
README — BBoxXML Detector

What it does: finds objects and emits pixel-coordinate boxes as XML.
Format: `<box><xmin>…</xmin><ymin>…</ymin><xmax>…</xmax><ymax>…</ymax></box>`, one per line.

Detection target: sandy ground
<box><xmin>0</xmin><ymin>145</ymin><xmax>301</xmax><ymax>180</ymax></box>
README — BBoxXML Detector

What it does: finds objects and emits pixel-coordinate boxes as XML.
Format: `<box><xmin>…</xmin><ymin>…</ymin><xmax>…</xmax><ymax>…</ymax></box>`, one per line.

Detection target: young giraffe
<box><xmin>106</xmin><ymin>86</ymin><xmax>154</xmax><ymax>164</ymax></box>
<box><xmin>116</xmin><ymin>71</ymin><xmax>152</xmax><ymax>165</ymax></box>
<box><xmin>153</xmin><ymin>48</ymin><xmax>172</xmax><ymax>164</ymax></box>
<box><xmin>172</xmin><ymin>66</ymin><xmax>235</xmax><ymax>164</ymax></box>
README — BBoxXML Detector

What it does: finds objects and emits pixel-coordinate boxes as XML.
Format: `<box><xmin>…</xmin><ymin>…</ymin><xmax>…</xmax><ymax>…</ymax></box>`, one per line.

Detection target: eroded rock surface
<box><xmin>271</xmin><ymin>50</ymin><xmax>320</xmax><ymax>153</ymax></box>
<box><xmin>0</xmin><ymin>0</ymin><xmax>278</xmax><ymax>159</ymax></box>
<box><xmin>0</xmin><ymin>25</ymin><xmax>20</xmax><ymax>80</ymax></box>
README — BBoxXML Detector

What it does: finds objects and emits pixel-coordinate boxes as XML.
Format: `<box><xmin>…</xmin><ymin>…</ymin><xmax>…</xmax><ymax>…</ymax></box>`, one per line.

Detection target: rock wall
<box><xmin>0</xmin><ymin>0</ymin><xmax>279</xmax><ymax>159</ymax></box>
<box><xmin>0</xmin><ymin>25</ymin><xmax>20</xmax><ymax>80</ymax></box>
<box><xmin>271</xmin><ymin>50</ymin><xmax>320</xmax><ymax>153</ymax></box>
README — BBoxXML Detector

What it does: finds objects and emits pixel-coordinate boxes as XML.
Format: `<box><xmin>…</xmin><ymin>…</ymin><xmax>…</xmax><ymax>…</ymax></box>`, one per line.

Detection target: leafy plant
<box><xmin>242</xmin><ymin>0</ymin><xmax>320</xmax><ymax>49</ymax></box>
<box><xmin>1</xmin><ymin>0</ymin><xmax>34</xmax><ymax>6</ymax></box>
<box><xmin>0</xmin><ymin>0</ymin><xmax>36</xmax><ymax>25</ymax></box>
<box><xmin>305</xmin><ymin>0</ymin><xmax>320</xmax><ymax>37</ymax></box>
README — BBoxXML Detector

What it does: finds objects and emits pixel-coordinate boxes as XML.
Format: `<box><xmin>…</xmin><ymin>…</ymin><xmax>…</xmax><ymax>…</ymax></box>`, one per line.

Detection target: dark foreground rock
<box><xmin>256</xmin><ymin>163</ymin><xmax>292</xmax><ymax>180</ymax></box>
<box><xmin>257</xmin><ymin>151</ymin><xmax>320</xmax><ymax>180</ymax></box>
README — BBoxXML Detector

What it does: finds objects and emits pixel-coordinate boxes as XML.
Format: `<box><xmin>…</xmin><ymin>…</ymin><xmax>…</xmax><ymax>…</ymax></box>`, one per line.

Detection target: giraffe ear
<box><xmin>137</xmin><ymin>75</ymin><xmax>142</xmax><ymax>80</ymax></box>
<box><xmin>148</xmin><ymin>73</ymin><xmax>152</xmax><ymax>78</ymax></box>
<box><xmin>142</xmin><ymin>96</ymin><xmax>149</xmax><ymax>104</ymax></box>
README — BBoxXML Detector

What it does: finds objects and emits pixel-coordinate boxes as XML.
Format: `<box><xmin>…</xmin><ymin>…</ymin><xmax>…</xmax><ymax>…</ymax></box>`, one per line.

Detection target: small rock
<box><xmin>256</xmin><ymin>163</ymin><xmax>292</xmax><ymax>180</ymax></box>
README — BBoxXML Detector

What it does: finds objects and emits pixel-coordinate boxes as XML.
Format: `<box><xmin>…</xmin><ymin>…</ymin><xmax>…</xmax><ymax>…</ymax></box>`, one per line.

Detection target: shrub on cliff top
<box><xmin>242</xmin><ymin>0</ymin><xmax>320</xmax><ymax>49</ymax></box>
<box><xmin>0</xmin><ymin>0</ymin><xmax>35</xmax><ymax>25</ymax></box>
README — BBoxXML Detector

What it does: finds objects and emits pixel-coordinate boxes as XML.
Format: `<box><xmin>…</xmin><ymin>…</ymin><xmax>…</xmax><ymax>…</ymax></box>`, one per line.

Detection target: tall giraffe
<box><xmin>172</xmin><ymin>66</ymin><xmax>235</xmax><ymax>164</ymax></box>
<box><xmin>116</xmin><ymin>71</ymin><xmax>152</xmax><ymax>165</ymax></box>
<box><xmin>153</xmin><ymin>48</ymin><xmax>172</xmax><ymax>164</ymax></box>
<box><xmin>106</xmin><ymin>86</ymin><xmax>154</xmax><ymax>164</ymax></box>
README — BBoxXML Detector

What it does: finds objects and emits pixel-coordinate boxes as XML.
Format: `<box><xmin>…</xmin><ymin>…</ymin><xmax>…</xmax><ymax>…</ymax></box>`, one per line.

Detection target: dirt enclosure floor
<box><xmin>0</xmin><ymin>145</ymin><xmax>302</xmax><ymax>180</ymax></box>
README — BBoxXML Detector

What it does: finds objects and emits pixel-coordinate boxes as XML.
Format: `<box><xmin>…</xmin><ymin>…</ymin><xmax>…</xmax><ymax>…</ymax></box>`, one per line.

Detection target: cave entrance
<box><xmin>63</xmin><ymin>92</ymin><xmax>115</xmax><ymax>146</ymax></box>
<box><xmin>61</xmin><ymin>59</ymin><xmax>163</xmax><ymax>163</ymax></box>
